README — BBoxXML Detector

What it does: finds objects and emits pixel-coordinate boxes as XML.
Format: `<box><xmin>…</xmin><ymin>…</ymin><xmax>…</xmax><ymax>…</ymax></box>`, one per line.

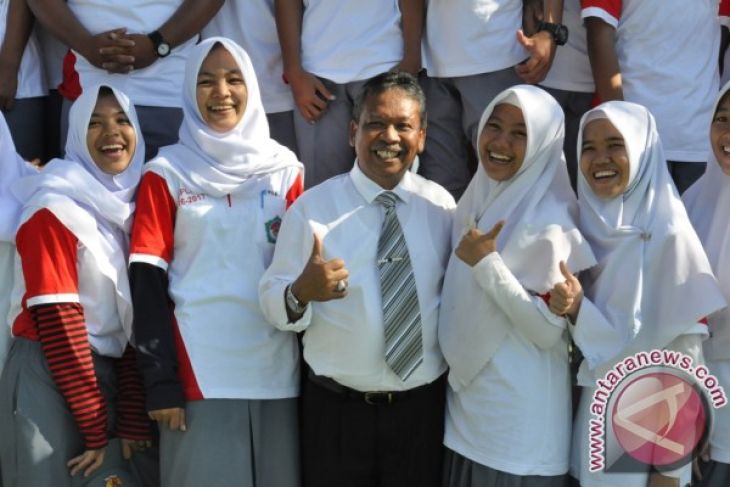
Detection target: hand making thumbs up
<box><xmin>290</xmin><ymin>233</ymin><xmax>350</xmax><ymax>305</ymax></box>
<box><xmin>455</xmin><ymin>220</ymin><xmax>505</xmax><ymax>267</ymax></box>
<box><xmin>548</xmin><ymin>261</ymin><xmax>583</xmax><ymax>322</ymax></box>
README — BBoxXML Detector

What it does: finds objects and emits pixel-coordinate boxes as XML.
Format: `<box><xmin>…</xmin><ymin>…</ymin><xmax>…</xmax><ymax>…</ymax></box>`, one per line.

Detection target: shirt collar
<box><xmin>349</xmin><ymin>160</ymin><xmax>413</xmax><ymax>205</ymax></box>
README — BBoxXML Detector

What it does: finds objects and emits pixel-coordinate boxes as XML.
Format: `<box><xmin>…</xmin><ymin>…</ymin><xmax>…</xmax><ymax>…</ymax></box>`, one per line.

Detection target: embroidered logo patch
<box><xmin>265</xmin><ymin>216</ymin><xmax>282</xmax><ymax>243</ymax></box>
<box><xmin>104</xmin><ymin>475</ymin><xmax>123</xmax><ymax>487</ymax></box>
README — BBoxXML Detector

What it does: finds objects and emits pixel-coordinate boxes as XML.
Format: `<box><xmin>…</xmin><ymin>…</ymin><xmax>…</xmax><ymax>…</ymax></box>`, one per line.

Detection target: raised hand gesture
<box><xmin>549</xmin><ymin>261</ymin><xmax>583</xmax><ymax>321</ymax></box>
<box><xmin>291</xmin><ymin>233</ymin><xmax>349</xmax><ymax>304</ymax></box>
<box><xmin>455</xmin><ymin>221</ymin><xmax>505</xmax><ymax>267</ymax></box>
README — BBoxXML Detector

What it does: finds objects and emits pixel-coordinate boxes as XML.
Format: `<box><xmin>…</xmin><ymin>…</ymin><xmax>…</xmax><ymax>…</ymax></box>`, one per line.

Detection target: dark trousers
<box><xmin>302</xmin><ymin>373</ymin><xmax>446</xmax><ymax>487</ymax></box>
<box><xmin>667</xmin><ymin>160</ymin><xmax>706</xmax><ymax>195</ymax></box>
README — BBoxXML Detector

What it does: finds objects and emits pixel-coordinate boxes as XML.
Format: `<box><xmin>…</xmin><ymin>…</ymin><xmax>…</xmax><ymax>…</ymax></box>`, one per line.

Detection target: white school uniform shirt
<box><xmin>201</xmin><ymin>0</ymin><xmax>294</xmax><ymax>114</ymax></box>
<box><xmin>444</xmin><ymin>253</ymin><xmax>571</xmax><ymax>475</ymax></box>
<box><xmin>130</xmin><ymin>165</ymin><xmax>303</xmax><ymax>400</ymax></box>
<box><xmin>300</xmin><ymin>0</ymin><xmax>403</xmax><ymax>83</ymax></box>
<box><xmin>542</xmin><ymin>0</ymin><xmax>594</xmax><ymax>93</ymax></box>
<box><xmin>66</xmin><ymin>0</ymin><xmax>195</xmax><ymax>108</ymax></box>
<box><xmin>423</xmin><ymin>0</ymin><xmax>527</xmax><ymax>78</ymax></box>
<box><xmin>259</xmin><ymin>163</ymin><xmax>456</xmax><ymax>392</ymax></box>
<box><xmin>581</xmin><ymin>0</ymin><xmax>720</xmax><ymax>162</ymax></box>
<box><xmin>0</xmin><ymin>0</ymin><xmax>47</xmax><ymax>98</ymax></box>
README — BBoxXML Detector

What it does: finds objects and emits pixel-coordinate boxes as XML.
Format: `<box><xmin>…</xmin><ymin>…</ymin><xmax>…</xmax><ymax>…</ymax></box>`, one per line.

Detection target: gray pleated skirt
<box><xmin>0</xmin><ymin>338</ymin><xmax>137</xmax><ymax>487</ymax></box>
<box><xmin>442</xmin><ymin>448</ymin><xmax>569</xmax><ymax>487</ymax></box>
<box><xmin>159</xmin><ymin>397</ymin><xmax>300</xmax><ymax>487</ymax></box>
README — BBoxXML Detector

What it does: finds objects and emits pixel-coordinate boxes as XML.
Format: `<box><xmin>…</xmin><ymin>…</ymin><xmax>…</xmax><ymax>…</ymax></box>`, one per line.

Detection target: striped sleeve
<box><xmin>581</xmin><ymin>0</ymin><xmax>621</xmax><ymax>28</ymax></box>
<box><xmin>130</xmin><ymin>171</ymin><xmax>176</xmax><ymax>270</ymax></box>
<box><xmin>115</xmin><ymin>345</ymin><xmax>152</xmax><ymax>440</ymax></box>
<box><xmin>34</xmin><ymin>303</ymin><xmax>108</xmax><ymax>449</ymax></box>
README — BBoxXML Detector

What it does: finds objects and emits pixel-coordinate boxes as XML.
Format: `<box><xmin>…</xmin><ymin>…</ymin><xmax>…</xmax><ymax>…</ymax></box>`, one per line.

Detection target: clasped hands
<box><xmin>83</xmin><ymin>28</ymin><xmax>159</xmax><ymax>74</ymax></box>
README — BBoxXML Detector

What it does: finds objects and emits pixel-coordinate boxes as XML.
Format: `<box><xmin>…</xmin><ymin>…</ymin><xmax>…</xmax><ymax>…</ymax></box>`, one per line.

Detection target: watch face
<box><xmin>157</xmin><ymin>43</ymin><xmax>171</xmax><ymax>57</ymax></box>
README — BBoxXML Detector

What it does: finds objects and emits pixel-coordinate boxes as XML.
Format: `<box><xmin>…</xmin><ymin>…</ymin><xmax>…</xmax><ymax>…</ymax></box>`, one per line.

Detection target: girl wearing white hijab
<box><xmin>0</xmin><ymin>85</ymin><xmax>150</xmax><ymax>486</ymax></box>
<box><xmin>683</xmin><ymin>81</ymin><xmax>730</xmax><ymax>486</ymax></box>
<box><xmin>554</xmin><ymin>101</ymin><xmax>725</xmax><ymax>487</ymax></box>
<box><xmin>128</xmin><ymin>37</ymin><xmax>303</xmax><ymax>487</ymax></box>
<box><xmin>439</xmin><ymin>85</ymin><xmax>596</xmax><ymax>487</ymax></box>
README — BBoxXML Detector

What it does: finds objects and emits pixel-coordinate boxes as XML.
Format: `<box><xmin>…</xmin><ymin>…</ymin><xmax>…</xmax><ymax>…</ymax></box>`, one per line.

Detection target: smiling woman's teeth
<box><xmin>593</xmin><ymin>170</ymin><xmax>617</xmax><ymax>179</ymax></box>
<box><xmin>723</xmin><ymin>145</ymin><xmax>730</xmax><ymax>155</ymax></box>
<box><xmin>489</xmin><ymin>152</ymin><xmax>511</xmax><ymax>165</ymax></box>
<box><xmin>101</xmin><ymin>144</ymin><xmax>123</xmax><ymax>152</ymax></box>
<box><xmin>210</xmin><ymin>105</ymin><xmax>233</xmax><ymax>112</ymax></box>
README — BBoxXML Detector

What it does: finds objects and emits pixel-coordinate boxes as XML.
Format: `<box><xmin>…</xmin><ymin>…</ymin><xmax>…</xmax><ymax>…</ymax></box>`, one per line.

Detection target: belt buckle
<box><xmin>364</xmin><ymin>391</ymin><xmax>393</xmax><ymax>405</ymax></box>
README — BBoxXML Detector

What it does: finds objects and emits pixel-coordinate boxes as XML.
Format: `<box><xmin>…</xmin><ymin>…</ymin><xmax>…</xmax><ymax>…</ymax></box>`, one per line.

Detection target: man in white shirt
<box><xmin>26</xmin><ymin>0</ymin><xmax>223</xmax><ymax>160</ymax></box>
<box><xmin>260</xmin><ymin>71</ymin><xmax>455</xmax><ymax>487</ymax></box>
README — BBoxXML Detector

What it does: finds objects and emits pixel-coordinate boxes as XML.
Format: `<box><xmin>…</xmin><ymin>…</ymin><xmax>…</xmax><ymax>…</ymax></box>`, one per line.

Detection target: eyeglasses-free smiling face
<box><xmin>478</xmin><ymin>103</ymin><xmax>527</xmax><ymax>182</ymax></box>
<box><xmin>711</xmin><ymin>93</ymin><xmax>730</xmax><ymax>175</ymax></box>
<box><xmin>580</xmin><ymin>118</ymin><xmax>631</xmax><ymax>199</ymax></box>
<box><xmin>86</xmin><ymin>94</ymin><xmax>137</xmax><ymax>175</ymax></box>
<box><xmin>196</xmin><ymin>45</ymin><xmax>248</xmax><ymax>133</ymax></box>
<box><xmin>350</xmin><ymin>88</ymin><xmax>426</xmax><ymax>190</ymax></box>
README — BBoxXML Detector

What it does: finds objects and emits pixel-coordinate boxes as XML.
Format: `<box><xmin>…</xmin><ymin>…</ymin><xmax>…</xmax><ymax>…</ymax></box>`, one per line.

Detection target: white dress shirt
<box><xmin>259</xmin><ymin>163</ymin><xmax>455</xmax><ymax>392</ymax></box>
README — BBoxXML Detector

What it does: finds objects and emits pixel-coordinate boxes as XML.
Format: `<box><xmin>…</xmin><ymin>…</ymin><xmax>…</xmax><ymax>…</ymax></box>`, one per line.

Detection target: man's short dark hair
<box><xmin>352</xmin><ymin>71</ymin><xmax>427</xmax><ymax>128</ymax></box>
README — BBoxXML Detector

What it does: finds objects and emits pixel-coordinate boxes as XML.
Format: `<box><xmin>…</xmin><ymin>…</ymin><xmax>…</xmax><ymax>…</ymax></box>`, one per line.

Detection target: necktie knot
<box><xmin>375</xmin><ymin>191</ymin><xmax>398</xmax><ymax>210</ymax></box>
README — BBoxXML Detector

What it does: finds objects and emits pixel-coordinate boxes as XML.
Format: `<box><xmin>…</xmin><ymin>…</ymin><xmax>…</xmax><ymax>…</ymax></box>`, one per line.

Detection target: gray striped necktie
<box><xmin>375</xmin><ymin>191</ymin><xmax>423</xmax><ymax>381</ymax></box>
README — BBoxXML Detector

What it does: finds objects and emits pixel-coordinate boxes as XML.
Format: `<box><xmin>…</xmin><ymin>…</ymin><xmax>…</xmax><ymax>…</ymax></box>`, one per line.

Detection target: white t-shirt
<box><xmin>201</xmin><ymin>0</ymin><xmax>293</xmax><ymax>114</ymax></box>
<box><xmin>130</xmin><ymin>167</ymin><xmax>303</xmax><ymax>400</ymax></box>
<box><xmin>300</xmin><ymin>0</ymin><xmax>403</xmax><ymax>83</ymax></box>
<box><xmin>443</xmin><ymin>253</ymin><xmax>571</xmax><ymax>476</ymax></box>
<box><xmin>0</xmin><ymin>0</ymin><xmax>47</xmax><ymax>98</ymax></box>
<box><xmin>542</xmin><ymin>0</ymin><xmax>594</xmax><ymax>93</ymax></box>
<box><xmin>423</xmin><ymin>0</ymin><xmax>527</xmax><ymax>78</ymax></box>
<box><xmin>260</xmin><ymin>164</ymin><xmax>456</xmax><ymax>392</ymax></box>
<box><xmin>66</xmin><ymin>0</ymin><xmax>195</xmax><ymax>108</ymax></box>
<box><xmin>582</xmin><ymin>0</ymin><xmax>720</xmax><ymax>162</ymax></box>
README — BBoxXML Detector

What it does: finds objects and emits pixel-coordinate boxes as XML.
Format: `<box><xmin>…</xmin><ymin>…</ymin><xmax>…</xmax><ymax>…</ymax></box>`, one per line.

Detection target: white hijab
<box><xmin>439</xmin><ymin>85</ymin><xmax>596</xmax><ymax>389</ymax></box>
<box><xmin>0</xmin><ymin>113</ymin><xmax>37</xmax><ymax>242</ymax></box>
<box><xmin>12</xmin><ymin>85</ymin><xmax>145</xmax><ymax>341</ymax></box>
<box><xmin>149</xmin><ymin>37</ymin><xmax>302</xmax><ymax>197</ymax></box>
<box><xmin>577</xmin><ymin>101</ymin><xmax>725</xmax><ymax>365</ymax></box>
<box><xmin>683</xmin><ymin>81</ymin><xmax>730</xmax><ymax>361</ymax></box>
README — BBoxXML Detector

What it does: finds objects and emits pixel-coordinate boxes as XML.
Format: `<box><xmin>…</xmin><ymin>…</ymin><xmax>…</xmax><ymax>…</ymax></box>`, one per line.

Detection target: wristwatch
<box><xmin>285</xmin><ymin>285</ymin><xmax>307</xmax><ymax>314</ymax></box>
<box><xmin>147</xmin><ymin>30</ymin><xmax>171</xmax><ymax>58</ymax></box>
<box><xmin>538</xmin><ymin>21</ymin><xmax>569</xmax><ymax>46</ymax></box>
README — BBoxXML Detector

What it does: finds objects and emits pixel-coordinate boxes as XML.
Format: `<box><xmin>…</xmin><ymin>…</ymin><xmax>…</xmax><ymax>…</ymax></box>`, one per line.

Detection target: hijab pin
<box><xmin>640</xmin><ymin>232</ymin><xmax>652</xmax><ymax>241</ymax></box>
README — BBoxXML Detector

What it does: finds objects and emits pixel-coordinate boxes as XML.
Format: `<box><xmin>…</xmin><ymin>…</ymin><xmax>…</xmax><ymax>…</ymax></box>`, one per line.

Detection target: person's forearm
<box><xmin>276</xmin><ymin>0</ymin><xmax>304</xmax><ymax>76</ymax></box>
<box><xmin>26</xmin><ymin>0</ymin><xmax>91</xmax><ymax>53</ymax></box>
<box><xmin>0</xmin><ymin>0</ymin><xmax>34</xmax><ymax>68</ymax></box>
<box><xmin>586</xmin><ymin>17</ymin><xmax>623</xmax><ymax>101</ymax></box>
<box><xmin>398</xmin><ymin>0</ymin><xmax>424</xmax><ymax>66</ymax></box>
<box><xmin>155</xmin><ymin>0</ymin><xmax>223</xmax><ymax>48</ymax></box>
<box><xmin>542</xmin><ymin>0</ymin><xmax>563</xmax><ymax>24</ymax></box>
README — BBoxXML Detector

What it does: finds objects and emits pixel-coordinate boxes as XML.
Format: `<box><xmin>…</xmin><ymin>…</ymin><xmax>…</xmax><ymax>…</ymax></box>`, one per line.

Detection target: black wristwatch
<box><xmin>147</xmin><ymin>30</ymin><xmax>171</xmax><ymax>58</ymax></box>
<box><xmin>538</xmin><ymin>21</ymin><xmax>569</xmax><ymax>46</ymax></box>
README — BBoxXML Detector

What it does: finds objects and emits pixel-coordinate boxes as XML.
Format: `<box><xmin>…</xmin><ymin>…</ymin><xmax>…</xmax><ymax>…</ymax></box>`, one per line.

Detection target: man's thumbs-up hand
<box><xmin>291</xmin><ymin>233</ymin><xmax>350</xmax><ymax>305</ymax></box>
